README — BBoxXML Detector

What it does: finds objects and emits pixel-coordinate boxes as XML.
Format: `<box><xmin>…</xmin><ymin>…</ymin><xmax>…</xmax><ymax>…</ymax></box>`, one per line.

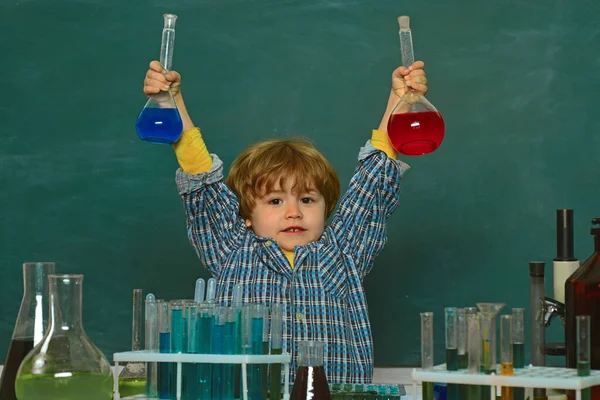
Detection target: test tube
<box><xmin>211</xmin><ymin>306</ymin><xmax>226</xmax><ymax>399</ymax></box>
<box><xmin>145</xmin><ymin>294</ymin><xmax>159</xmax><ymax>398</ymax></box>
<box><xmin>185</xmin><ymin>303</ymin><xmax>199</xmax><ymax>400</ymax></box>
<box><xmin>467</xmin><ymin>312</ymin><xmax>482</xmax><ymax>400</ymax></box>
<box><xmin>205</xmin><ymin>278</ymin><xmax>216</xmax><ymax>303</ymax></box>
<box><xmin>445</xmin><ymin>308</ymin><xmax>459</xmax><ymax>400</ymax></box>
<box><xmin>420</xmin><ymin>312</ymin><xmax>434</xmax><ymax>400</ymax></box>
<box><xmin>529</xmin><ymin>262</ymin><xmax>546</xmax><ymax>400</ymax></box>
<box><xmin>194</xmin><ymin>278</ymin><xmax>206</xmax><ymax>303</ymax></box>
<box><xmin>232</xmin><ymin>284</ymin><xmax>243</xmax><ymax>399</ymax></box>
<box><xmin>157</xmin><ymin>300</ymin><xmax>171</xmax><ymax>399</ymax></box>
<box><xmin>170</xmin><ymin>301</ymin><xmax>186</xmax><ymax>400</ymax></box>
<box><xmin>512</xmin><ymin>308</ymin><xmax>525</xmax><ymax>400</ymax></box>
<box><xmin>250</xmin><ymin>304</ymin><xmax>264</xmax><ymax>400</ymax></box>
<box><xmin>577</xmin><ymin>316</ymin><xmax>591</xmax><ymax>400</ymax></box>
<box><xmin>500</xmin><ymin>315</ymin><xmax>514</xmax><ymax>400</ymax></box>
<box><xmin>197</xmin><ymin>304</ymin><xmax>213</xmax><ymax>400</ymax></box>
<box><xmin>223</xmin><ymin>307</ymin><xmax>237</xmax><ymax>400</ymax></box>
<box><xmin>269</xmin><ymin>303</ymin><xmax>283</xmax><ymax>400</ymax></box>
<box><xmin>460</xmin><ymin>308</ymin><xmax>477</xmax><ymax>400</ymax></box>
<box><xmin>261</xmin><ymin>306</ymin><xmax>270</xmax><ymax>400</ymax></box>
<box><xmin>457</xmin><ymin>308</ymin><xmax>468</xmax><ymax>369</ymax></box>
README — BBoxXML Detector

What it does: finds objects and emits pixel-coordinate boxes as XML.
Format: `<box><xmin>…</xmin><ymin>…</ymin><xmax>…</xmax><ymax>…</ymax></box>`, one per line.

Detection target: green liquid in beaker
<box><xmin>119</xmin><ymin>376</ymin><xmax>147</xmax><ymax>397</ymax></box>
<box><xmin>15</xmin><ymin>371</ymin><xmax>112</xmax><ymax>400</ymax></box>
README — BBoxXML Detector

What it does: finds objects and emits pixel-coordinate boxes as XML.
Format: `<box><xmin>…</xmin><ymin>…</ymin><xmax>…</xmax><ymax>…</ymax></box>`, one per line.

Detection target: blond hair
<box><xmin>225</xmin><ymin>138</ymin><xmax>340</xmax><ymax>220</ymax></box>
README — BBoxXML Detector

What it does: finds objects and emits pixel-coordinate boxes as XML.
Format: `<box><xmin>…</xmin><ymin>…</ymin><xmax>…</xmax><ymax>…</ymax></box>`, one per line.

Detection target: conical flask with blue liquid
<box><xmin>136</xmin><ymin>14</ymin><xmax>183</xmax><ymax>144</ymax></box>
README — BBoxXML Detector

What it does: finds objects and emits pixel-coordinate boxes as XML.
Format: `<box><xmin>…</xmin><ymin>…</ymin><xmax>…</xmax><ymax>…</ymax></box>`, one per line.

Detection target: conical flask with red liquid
<box><xmin>387</xmin><ymin>16</ymin><xmax>445</xmax><ymax>156</ymax></box>
<box><xmin>0</xmin><ymin>262</ymin><xmax>55</xmax><ymax>400</ymax></box>
<box><xmin>291</xmin><ymin>341</ymin><xmax>332</xmax><ymax>400</ymax></box>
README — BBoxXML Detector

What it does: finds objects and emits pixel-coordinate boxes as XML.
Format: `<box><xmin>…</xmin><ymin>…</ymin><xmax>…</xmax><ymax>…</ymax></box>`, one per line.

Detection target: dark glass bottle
<box><xmin>291</xmin><ymin>341</ymin><xmax>332</xmax><ymax>400</ymax></box>
<box><xmin>565</xmin><ymin>218</ymin><xmax>600</xmax><ymax>399</ymax></box>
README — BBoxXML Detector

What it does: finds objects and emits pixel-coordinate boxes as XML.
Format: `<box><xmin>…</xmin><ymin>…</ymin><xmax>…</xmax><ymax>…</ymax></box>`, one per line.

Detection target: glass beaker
<box><xmin>118</xmin><ymin>289</ymin><xmax>146</xmax><ymax>397</ymax></box>
<box><xmin>0</xmin><ymin>262</ymin><xmax>55</xmax><ymax>400</ymax></box>
<box><xmin>291</xmin><ymin>341</ymin><xmax>332</xmax><ymax>400</ymax></box>
<box><xmin>135</xmin><ymin>13</ymin><xmax>183</xmax><ymax>144</ymax></box>
<box><xmin>387</xmin><ymin>16</ymin><xmax>445</xmax><ymax>156</ymax></box>
<box><xmin>14</xmin><ymin>274</ymin><xmax>112</xmax><ymax>400</ymax></box>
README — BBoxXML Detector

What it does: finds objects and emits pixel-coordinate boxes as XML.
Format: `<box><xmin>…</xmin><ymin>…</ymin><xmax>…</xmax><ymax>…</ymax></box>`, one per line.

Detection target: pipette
<box><xmin>232</xmin><ymin>283</ymin><xmax>243</xmax><ymax>399</ymax></box>
<box><xmin>269</xmin><ymin>303</ymin><xmax>283</xmax><ymax>400</ymax></box>
<box><xmin>457</xmin><ymin>308</ymin><xmax>468</xmax><ymax>369</ymax></box>
<box><xmin>261</xmin><ymin>306</ymin><xmax>270</xmax><ymax>400</ymax></box>
<box><xmin>194</xmin><ymin>278</ymin><xmax>206</xmax><ymax>303</ymax></box>
<box><xmin>145</xmin><ymin>293</ymin><xmax>158</xmax><ymax>398</ymax></box>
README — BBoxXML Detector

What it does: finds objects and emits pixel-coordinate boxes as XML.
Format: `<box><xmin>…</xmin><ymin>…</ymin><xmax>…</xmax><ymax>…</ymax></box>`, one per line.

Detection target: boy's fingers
<box><xmin>149</xmin><ymin>60</ymin><xmax>165</xmax><ymax>73</ymax></box>
<box><xmin>146</xmin><ymin>70</ymin><xmax>168</xmax><ymax>83</ymax></box>
<box><xmin>410</xmin><ymin>61</ymin><xmax>425</xmax><ymax>70</ymax></box>
<box><xmin>145</xmin><ymin>77</ymin><xmax>171</xmax><ymax>90</ymax></box>
<box><xmin>164</xmin><ymin>71</ymin><xmax>181</xmax><ymax>83</ymax></box>
<box><xmin>406</xmin><ymin>75</ymin><xmax>428</xmax><ymax>85</ymax></box>
<box><xmin>143</xmin><ymin>86</ymin><xmax>161</xmax><ymax>95</ymax></box>
<box><xmin>407</xmin><ymin>82</ymin><xmax>427</xmax><ymax>93</ymax></box>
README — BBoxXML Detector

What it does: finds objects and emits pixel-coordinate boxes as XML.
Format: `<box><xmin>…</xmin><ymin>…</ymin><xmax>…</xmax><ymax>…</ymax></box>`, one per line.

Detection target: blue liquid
<box><xmin>136</xmin><ymin>107</ymin><xmax>183</xmax><ymax>144</ymax></box>
<box><xmin>212</xmin><ymin>324</ymin><xmax>225</xmax><ymax>399</ymax></box>
<box><xmin>198</xmin><ymin>315</ymin><xmax>213</xmax><ymax>400</ymax></box>
<box><xmin>223</xmin><ymin>321</ymin><xmax>236</xmax><ymax>400</ymax></box>
<box><xmin>250</xmin><ymin>317</ymin><xmax>263</xmax><ymax>400</ymax></box>
<box><xmin>158</xmin><ymin>332</ymin><xmax>171</xmax><ymax>399</ymax></box>
<box><xmin>171</xmin><ymin>309</ymin><xmax>185</xmax><ymax>353</ymax></box>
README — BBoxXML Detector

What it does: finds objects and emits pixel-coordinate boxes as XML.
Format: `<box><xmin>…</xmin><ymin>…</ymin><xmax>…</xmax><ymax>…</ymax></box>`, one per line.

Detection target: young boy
<box><xmin>142</xmin><ymin>60</ymin><xmax>428</xmax><ymax>384</ymax></box>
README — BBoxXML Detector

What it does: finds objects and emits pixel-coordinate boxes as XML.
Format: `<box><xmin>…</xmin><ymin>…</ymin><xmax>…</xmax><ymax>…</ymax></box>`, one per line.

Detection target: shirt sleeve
<box><xmin>327</xmin><ymin>139</ymin><xmax>410</xmax><ymax>279</ymax></box>
<box><xmin>176</xmin><ymin>154</ymin><xmax>248</xmax><ymax>278</ymax></box>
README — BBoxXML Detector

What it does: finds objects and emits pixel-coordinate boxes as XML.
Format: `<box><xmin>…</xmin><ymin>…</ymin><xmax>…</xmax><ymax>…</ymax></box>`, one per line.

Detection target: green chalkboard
<box><xmin>1</xmin><ymin>0</ymin><xmax>599</xmax><ymax>368</ymax></box>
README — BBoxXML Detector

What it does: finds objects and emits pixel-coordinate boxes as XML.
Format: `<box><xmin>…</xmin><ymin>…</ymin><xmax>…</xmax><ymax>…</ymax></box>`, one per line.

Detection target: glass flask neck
<box><xmin>12</xmin><ymin>262</ymin><xmax>56</xmax><ymax>342</ymax></box>
<box><xmin>160</xmin><ymin>14</ymin><xmax>178</xmax><ymax>71</ymax></box>
<box><xmin>48</xmin><ymin>275</ymin><xmax>85</xmax><ymax>333</ymax></box>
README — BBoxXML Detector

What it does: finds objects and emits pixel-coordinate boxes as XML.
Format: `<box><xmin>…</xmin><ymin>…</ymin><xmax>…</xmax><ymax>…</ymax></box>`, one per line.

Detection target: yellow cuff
<box><xmin>371</xmin><ymin>129</ymin><xmax>398</xmax><ymax>159</ymax></box>
<box><xmin>172</xmin><ymin>128</ymin><xmax>212</xmax><ymax>174</ymax></box>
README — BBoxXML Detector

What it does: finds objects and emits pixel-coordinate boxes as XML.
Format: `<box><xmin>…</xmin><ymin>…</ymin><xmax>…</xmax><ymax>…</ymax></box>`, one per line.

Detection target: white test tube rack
<box><xmin>412</xmin><ymin>364</ymin><xmax>600</xmax><ymax>400</ymax></box>
<box><xmin>113</xmin><ymin>350</ymin><xmax>292</xmax><ymax>400</ymax></box>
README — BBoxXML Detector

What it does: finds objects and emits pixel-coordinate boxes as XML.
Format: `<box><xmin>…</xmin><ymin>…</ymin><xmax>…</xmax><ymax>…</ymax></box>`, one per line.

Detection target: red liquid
<box><xmin>0</xmin><ymin>338</ymin><xmax>34</xmax><ymax>400</ymax></box>
<box><xmin>291</xmin><ymin>366</ymin><xmax>331</xmax><ymax>399</ymax></box>
<box><xmin>387</xmin><ymin>111</ymin><xmax>445</xmax><ymax>156</ymax></box>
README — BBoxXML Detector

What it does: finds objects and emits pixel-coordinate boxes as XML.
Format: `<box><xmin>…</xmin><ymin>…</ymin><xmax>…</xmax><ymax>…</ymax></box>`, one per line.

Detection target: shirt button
<box><xmin>296</xmin><ymin>313</ymin><xmax>303</xmax><ymax>321</ymax></box>
<box><xmin>265</xmin><ymin>241</ymin><xmax>272</xmax><ymax>247</ymax></box>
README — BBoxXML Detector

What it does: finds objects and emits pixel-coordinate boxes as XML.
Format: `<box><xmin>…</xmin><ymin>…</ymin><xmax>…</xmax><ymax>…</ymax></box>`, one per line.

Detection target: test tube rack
<box><xmin>113</xmin><ymin>350</ymin><xmax>292</xmax><ymax>400</ymax></box>
<box><xmin>412</xmin><ymin>364</ymin><xmax>600</xmax><ymax>400</ymax></box>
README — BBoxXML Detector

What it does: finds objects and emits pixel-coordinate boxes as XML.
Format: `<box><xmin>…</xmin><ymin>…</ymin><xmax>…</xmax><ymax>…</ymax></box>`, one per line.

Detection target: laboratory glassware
<box><xmin>14</xmin><ymin>274</ymin><xmax>112</xmax><ymax>400</ymax></box>
<box><xmin>291</xmin><ymin>341</ymin><xmax>332</xmax><ymax>400</ymax></box>
<box><xmin>118</xmin><ymin>289</ymin><xmax>146</xmax><ymax>397</ymax></box>
<box><xmin>387</xmin><ymin>16</ymin><xmax>445</xmax><ymax>156</ymax></box>
<box><xmin>0</xmin><ymin>262</ymin><xmax>55</xmax><ymax>400</ymax></box>
<box><xmin>135</xmin><ymin>14</ymin><xmax>183</xmax><ymax>144</ymax></box>
<box><xmin>421</xmin><ymin>312</ymin><xmax>434</xmax><ymax>400</ymax></box>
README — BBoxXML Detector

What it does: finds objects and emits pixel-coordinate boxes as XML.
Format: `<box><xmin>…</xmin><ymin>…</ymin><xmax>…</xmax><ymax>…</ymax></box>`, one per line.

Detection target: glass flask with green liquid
<box><xmin>15</xmin><ymin>274</ymin><xmax>112</xmax><ymax>400</ymax></box>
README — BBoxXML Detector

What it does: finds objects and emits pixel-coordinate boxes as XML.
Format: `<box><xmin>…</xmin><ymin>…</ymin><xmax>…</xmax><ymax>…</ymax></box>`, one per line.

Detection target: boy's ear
<box><xmin>245</xmin><ymin>219</ymin><xmax>252</xmax><ymax>228</ymax></box>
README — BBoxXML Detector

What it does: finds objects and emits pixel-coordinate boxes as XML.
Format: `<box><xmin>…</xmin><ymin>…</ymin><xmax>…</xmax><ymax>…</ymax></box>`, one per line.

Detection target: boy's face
<box><xmin>245</xmin><ymin>179</ymin><xmax>326</xmax><ymax>252</ymax></box>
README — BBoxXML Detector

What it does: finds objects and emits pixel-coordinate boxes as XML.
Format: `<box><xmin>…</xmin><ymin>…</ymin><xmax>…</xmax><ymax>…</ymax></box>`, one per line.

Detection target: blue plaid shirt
<box><xmin>176</xmin><ymin>140</ymin><xmax>409</xmax><ymax>384</ymax></box>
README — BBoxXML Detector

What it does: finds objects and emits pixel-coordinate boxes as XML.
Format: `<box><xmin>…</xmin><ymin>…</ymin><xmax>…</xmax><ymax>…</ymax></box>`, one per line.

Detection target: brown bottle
<box><xmin>291</xmin><ymin>341</ymin><xmax>332</xmax><ymax>400</ymax></box>
<box><xmin>565</xmin><ymin>218</ymin><xmax>600</xmax><ymax>399</ymax></box>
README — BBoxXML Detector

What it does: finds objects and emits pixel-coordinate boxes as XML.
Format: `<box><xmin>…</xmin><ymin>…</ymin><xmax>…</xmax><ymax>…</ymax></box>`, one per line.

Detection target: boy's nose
<box><xmin>285</xmin><ymin>204</ymin><xmax>302</xmax><ymax>219</ymax></box>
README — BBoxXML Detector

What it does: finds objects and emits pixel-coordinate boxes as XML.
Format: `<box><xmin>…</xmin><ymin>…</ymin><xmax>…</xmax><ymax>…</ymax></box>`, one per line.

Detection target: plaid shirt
<box><xmin>176</xmin><ymin>140</ymin><xmax>409</xmax><ymax>384</ymax></box>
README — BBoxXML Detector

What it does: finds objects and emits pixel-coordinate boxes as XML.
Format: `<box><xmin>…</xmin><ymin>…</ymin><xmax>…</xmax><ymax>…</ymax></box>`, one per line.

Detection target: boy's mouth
<box><xmin>282</xmin><ymin>226</ymin><xmax>306</xmax><ymax>233</ymax></box>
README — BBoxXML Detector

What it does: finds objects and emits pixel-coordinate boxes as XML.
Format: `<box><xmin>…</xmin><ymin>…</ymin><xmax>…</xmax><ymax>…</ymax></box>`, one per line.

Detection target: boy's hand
<box><xmin>392</xmin><ymin>61</ymin><xmax>428</xmax><ymax>104</ymax></box>
<box><xmin>143</xmin><ymin>60</ymin><xmax>182</xmax><ymax>99</ymax></box>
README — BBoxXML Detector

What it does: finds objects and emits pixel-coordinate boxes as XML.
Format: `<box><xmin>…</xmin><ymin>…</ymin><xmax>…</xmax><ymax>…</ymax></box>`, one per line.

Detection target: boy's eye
<box><xmin>301</xmin><ymin>197</ymin><xmax>314</xmax><ymax>204</ymax></box>
<box><xmin>269</xmin><ymin>198</ymin><xmax>282</xmax><ymax>205</ymax></box>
